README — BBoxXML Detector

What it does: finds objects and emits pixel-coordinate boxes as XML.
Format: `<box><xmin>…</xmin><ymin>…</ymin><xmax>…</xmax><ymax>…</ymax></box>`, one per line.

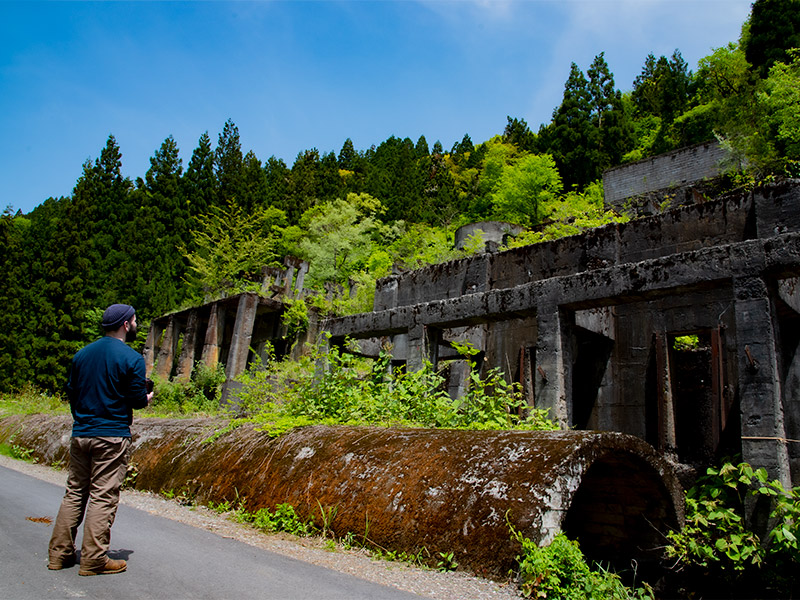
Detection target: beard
<box><xmin>125</xmin><ymin>324</ymin><xmax>138</xmax><ymax>343</ymax></box>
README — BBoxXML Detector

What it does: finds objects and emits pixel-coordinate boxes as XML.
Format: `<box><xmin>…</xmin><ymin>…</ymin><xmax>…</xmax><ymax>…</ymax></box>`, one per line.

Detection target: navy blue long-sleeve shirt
<box><xmin>65</xmin><ymin>336</ymin><xmax>149</xmax><ymax>437</ymax></box>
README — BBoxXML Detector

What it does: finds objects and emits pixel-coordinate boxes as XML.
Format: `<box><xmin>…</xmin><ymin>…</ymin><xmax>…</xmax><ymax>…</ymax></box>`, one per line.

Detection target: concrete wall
<box><xmin>603</xmin><ymin>140</ymin><xmax>732</xmax><ymax>210</ymax></box>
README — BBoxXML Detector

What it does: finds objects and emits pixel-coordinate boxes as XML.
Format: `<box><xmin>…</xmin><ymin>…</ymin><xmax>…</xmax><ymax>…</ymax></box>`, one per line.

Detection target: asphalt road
<box><xmin>0</xmin><ymin>465</ymin><xmax>424</xmax><ymax>600</ymax></box>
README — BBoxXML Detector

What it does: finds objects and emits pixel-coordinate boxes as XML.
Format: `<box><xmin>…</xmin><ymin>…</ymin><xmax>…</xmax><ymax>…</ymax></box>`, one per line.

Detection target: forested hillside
<box><xmin>1</xmin><ymin>0</ymin><xmax>798</xmax><ymax>393</ymax></box>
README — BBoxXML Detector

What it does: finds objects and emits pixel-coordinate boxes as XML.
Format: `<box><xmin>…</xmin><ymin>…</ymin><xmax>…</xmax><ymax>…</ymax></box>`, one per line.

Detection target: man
<box><xmin>48</xmin><ymin>303</ymin><xmax>153</xmax><ymax>576</ymax></box>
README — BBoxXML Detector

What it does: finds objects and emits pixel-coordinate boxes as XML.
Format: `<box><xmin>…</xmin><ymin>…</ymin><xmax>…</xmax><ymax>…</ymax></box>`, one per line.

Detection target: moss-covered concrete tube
<box><xmin>0</xmin><ymin>415</ymin><xmax>683</xmax><ymax>576</ymax></box>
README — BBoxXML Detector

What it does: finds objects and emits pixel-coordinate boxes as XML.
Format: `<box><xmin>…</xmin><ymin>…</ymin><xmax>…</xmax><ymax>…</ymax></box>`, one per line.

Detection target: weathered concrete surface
<box><xmin>0</xmin><ymin>414</ymin><xmax>683</xmax><ymax>577</ymax></box>
<box><xmin>603</xmin><ymin>140</ymin><xmax>731</xmax><ymax>210</ymax></box>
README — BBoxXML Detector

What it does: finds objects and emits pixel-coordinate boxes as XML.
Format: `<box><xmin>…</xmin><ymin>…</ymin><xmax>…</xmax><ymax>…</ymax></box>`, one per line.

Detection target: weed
<box><xmin>208</xmin><ymin>499</ymin><xmax>233</xmax><ymax>514</ymax></box>
<box><xmin>122</xmin><ymin>463</ymin><xmax>139</xmax><ymax>489</ymax></box>
<box><xmin>230</xmin><ymin>502</ymin><xmax>316</xmax><ymax>537</ymax></box>
<box><xmin>0</xmin><ymin>441</ymin><xmax>35</xmax><ymax>462</ymax></box>
<box><xmin>436</xmin><ymin>551</ymin><xmax>459</xmax><ymax>572</ymax></box>
<box><xmin>341</xmin><ymin>531</ymin><xmax>357</xmax><ymax>550</ymax></box>
<box><xmin>316</xmin><ymin>500</ymin><xmax>339</xmax><ymax>539</ymax></box>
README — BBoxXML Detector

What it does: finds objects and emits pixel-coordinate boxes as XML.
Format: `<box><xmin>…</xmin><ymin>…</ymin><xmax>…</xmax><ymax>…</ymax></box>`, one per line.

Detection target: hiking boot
<box><xmin>78</xmin><ymin>558</ymin><xmax>127</xmax><ymax>576</ymax></box>
<box><xmin>47</xmin><ymin>554</ymin><xmax>76</xmax><ymax>570</ymax></box>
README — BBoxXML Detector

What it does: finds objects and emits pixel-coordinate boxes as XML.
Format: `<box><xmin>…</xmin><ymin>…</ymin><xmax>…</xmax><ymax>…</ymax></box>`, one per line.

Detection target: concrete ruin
<box><xmin>132</xmin><ymin>145</ymin><xmax>800</xmax><ymax>571</ymax></box>
<box><xmin>143</xmin><ymin>171</ymin><xmax>800</xmax><ymax>492</ymax></box>
<box><xmin>142</xmin><ymin>256</ymin><xmax>311</xmax><ymax>401</ymax></box>
<box><xmin>326</xmin><ymin>180</ymin><xmax>800</xmax><ymax>490</ymax></box>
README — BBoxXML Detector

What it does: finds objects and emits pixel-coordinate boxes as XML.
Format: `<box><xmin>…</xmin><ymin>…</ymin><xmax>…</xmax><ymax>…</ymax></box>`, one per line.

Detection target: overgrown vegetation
<box><xmin>0</xmin><ymin>437</ymin><xmax>36</xmax><ymax>462</ymax></box>
<box><xmin>0</xmin><ymin>384</ymin><xmax>69</xmax><ymax>416</ymax></box>
<box><xmin>665</xmin><ymin>459</ymin><xmax>800</xmax><ymax>596</ymax></box>
<box><xmin>230</xmin><ymin>338</ymin><xmax>557</xmax><ymax>436</ymax></box>
<box><xmin>204</xmin><ymin>494</ymin><xmax>457</xmax><ymax>571</ymax></box>
<box><xmin>146</xmin><ymin>362</ymin><xmax>227</xmax><ymax>416</ymax></box>
<box><xmin>510</xmin><ymin>526</ymin><xmax>654</xmax><ymax>600</ymax></box>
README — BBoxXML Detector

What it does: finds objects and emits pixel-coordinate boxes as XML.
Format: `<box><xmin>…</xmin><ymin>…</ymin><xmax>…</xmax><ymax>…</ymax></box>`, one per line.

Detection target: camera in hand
<box><xmin>145</xmin><ymin>378</ymin><xmax>154</xmax><ymax>393</ymax></box>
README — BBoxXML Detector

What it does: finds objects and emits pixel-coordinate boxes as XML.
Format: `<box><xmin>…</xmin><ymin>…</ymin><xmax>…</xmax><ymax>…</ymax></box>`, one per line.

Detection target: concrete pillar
<box><xmin>220</xmin><ymin>294</ymin><xmax>259</xmax><ymax>408</ymax></box>
<box><xmin>175</xmin><ymin>310</ymin><xmax>199</xmax><ymax>382</ymax></box>
<box><xmin>534</xmin><ymin>301</ymin><xmax>569</xmax><ymax>428</ymax></box>
<box><xmin>142</xmin><ymin>321</ymin><xmax>163</xmax><ymax>377</ymax></box>
<box><xmin>406</xmin><ymin>324</ymin><xmax>439</xmax><ymax>372</ymax></box>
<box><xmin>201</xmin><ymin>303</ymin><xmax>225</xmax><ymax>369</ymax></box>
<box><xmin>734</xmin><ymin>275</ymin><xmax>792</xmax><ymax>487</ymax></box>
<box><xmin>283</xmin><ymin>264</ymin><xmax>297</xmax><ymax>297</ymax></box>
<box><xmin>294</xmin><ymin>261</ymin><xmax>309</xmax><ymax>296</ymax></box>
<box><xmin>154</xmin><ymin>316</ymin><xmax>177</xmax><ymax>381</ymax></box>
<box><xmin>654</xmin><ymin>332</ymin><xmax>677</xmax><ymax>456</ymax></box>
<box><xmin>225</xmin><ymin>293</ymin><xmax>259</xmax><ymax>380</ymax></box>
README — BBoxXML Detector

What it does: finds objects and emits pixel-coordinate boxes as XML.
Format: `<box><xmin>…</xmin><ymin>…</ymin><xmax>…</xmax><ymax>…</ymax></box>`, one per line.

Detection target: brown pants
<box><xmin>48</xmin><ymin>436</ymin><xmax>131</xmax><ymax>569</ymax></box>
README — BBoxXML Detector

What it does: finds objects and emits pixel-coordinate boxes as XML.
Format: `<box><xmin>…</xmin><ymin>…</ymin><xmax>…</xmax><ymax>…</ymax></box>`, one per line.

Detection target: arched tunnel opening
<box><xmin>561</xmin><ymin>452</ymin><xmax>679</xmax><ymax>580</ymax></box>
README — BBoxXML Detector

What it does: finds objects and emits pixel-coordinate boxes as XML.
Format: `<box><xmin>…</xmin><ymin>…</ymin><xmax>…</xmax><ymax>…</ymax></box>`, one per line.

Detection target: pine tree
<box><xmin>183</xmin><ymin>132</ymin><xmax>217</xmax><ymax>218</ymax></box>
<box><xmin>318</xmin><ymin>150</ymin><xmax>345</xmax><ymax>203</ymax></box>
<box><xmin>286</xmin><ymin>149</ymin><xmax>326</xmax><ymax>225</ymax></box>
<box><xmin>0</xmin><ymin>207</ymin><xmax>33</xmax><ymax>390</ymax></box>
<box><xmin>215</xmin><ymin>119</ymin><xmax>244</xmax><ymax>204</ymax></box>
<box><xmin>241</xmin><ymin>150</ymin><xmax>269</xmax><ymax>211</ymax></box>
<box><xmin>503</xmin><ymin>117</ymin><xmax>537</xmax><ymax>153</ymax></box>
<box><xmin>365</xmin><ymin>136</ymin><xmax>424</xmax><ymax>222</ymax></box>
<box><xmin>546</xmin><ymin>63</ymin><xmax>597</xmax><ymax>189</ymax></box>
<box><xmin>121</xmin><ymin>135</ymin><xmax>188</xmax><ymax>316</ymax></box>
<box><xmin>338</xmin><ymin>138</ymin><xmax>358</xmax><ymax>170</ymax></box>
<box><xmin>415</xmin><ymin>135</ymin><xmax>430</xmax><ymax>158</ymax></box>
<box><xmin>587</xmin><ymin>52</ymin><xmax>632</xmax><ymax>173</ymax></box>
<box><xmin>264</xmin><ymin>156</ymin><xmax>292</xmax><ymax>214</ymax></box>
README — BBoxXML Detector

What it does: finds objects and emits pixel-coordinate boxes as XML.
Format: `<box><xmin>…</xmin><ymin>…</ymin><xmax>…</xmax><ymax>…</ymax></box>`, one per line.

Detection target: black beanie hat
<box><xmin>102</xmin><ymin>304</ymin><xmax>136</xmax><ymax>331</ymax></box>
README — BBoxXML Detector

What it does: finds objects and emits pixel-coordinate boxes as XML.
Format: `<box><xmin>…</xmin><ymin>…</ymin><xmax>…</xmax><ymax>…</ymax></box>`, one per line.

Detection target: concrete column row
<box><xmin>143</xmin><ymin>294</ymin><xmax>261</xmax><ymax>394</ymax></box>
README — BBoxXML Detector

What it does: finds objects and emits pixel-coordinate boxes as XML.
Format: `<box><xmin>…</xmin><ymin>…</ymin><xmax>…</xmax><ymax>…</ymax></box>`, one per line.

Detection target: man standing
<box><xmin>48</xmin><ymin>303</ymin><xmax>153</xmax><ymax>576</ymax></box>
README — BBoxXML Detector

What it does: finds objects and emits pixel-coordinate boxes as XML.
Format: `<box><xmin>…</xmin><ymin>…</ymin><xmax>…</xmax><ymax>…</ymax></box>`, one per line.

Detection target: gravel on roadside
<box><xmin>1</xmin><ymin>454</ymin><xmax>523</xmax><ymax>600</ymax></box>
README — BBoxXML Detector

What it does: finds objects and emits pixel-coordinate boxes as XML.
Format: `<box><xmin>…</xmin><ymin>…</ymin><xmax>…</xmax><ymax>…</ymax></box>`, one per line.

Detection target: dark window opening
<box><xmin>513</xmin><ymin>346</ymin><xmax>536</xmax><ymax>408</ymax></box>
<box><xmin>670</xmin><ymin>332</ymin><xmax>716</xmax><ymax>465</ymax></box>
<box><xmin>646</xmin><ymin>330</ymin><xmax>739</xmax><ymax>469</ymax></box>
<box><xmin>649</xmin><ymin>329</ymin><xmax>739</xmax><ymax>468</ymax></box>
<box><xmin>571</xmin><ymin>326</ymin><xmax>614</xmax><ymax>430</ymax></box>
<box><xmin>774</xmin><ymin>293</ymin><xmax>800</xmax><ymax>471</ymax></box>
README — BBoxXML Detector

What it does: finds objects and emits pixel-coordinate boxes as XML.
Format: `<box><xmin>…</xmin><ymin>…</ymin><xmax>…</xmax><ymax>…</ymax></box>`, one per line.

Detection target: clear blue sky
<box><xmin>1</xmin><ymin>0</ymin><xmax>752</xmax><ymax>214</ymax></box>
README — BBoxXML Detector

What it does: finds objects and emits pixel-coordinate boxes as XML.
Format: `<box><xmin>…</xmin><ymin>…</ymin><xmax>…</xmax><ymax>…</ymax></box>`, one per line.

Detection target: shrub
<box><xmin>665</xmin><ymin>459</ymin><xmax>800</xmax><ymax>592</ymax></box>
<box><xmin>510</xmin><ymin>528</ymin><xmax>653</xmax><ymax>600</ymax></box>
<box><xmin>147</xmin><ymin>362</ymin><xmax>226</xmax><ymax>416</ymax></box>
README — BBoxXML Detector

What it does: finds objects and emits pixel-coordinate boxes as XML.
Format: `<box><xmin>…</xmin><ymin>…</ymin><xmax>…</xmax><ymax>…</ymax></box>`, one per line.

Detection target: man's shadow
<box><xmin>75</xmin><ymin>549</ymin><xmax>134</xmax><ymax>562</ymax></box>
